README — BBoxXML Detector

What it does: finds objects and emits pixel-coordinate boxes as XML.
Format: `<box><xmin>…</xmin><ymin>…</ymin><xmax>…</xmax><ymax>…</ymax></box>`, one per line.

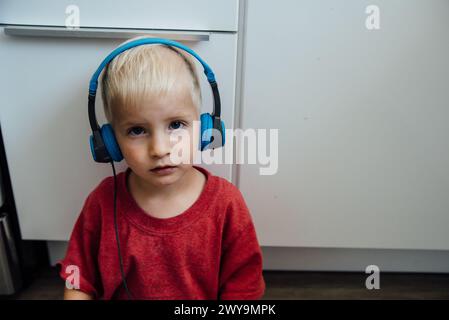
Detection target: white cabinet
<box><xmin>0</xmin><ymin>1</ymin><xmax>239</xmax><ymax>241</ymax></box>
<box><xmin>240</xmin><ymin>0</ymin><xmax>449</xmax><ymax>250</ymax></box>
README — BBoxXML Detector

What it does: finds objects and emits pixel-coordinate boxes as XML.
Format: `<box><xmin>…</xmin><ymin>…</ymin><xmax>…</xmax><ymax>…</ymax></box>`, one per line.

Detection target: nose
<box><xmin>149</xmin><ymin>131</ymin><xmax>171</xmax><ymax>159</ymax></box>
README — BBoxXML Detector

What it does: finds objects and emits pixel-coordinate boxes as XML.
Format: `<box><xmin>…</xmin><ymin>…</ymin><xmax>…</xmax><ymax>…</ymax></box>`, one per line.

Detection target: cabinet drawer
<box><xmin>0</xmin><ymin>0</ymin><xmax>239</xmax><ymax>32</ymax></box>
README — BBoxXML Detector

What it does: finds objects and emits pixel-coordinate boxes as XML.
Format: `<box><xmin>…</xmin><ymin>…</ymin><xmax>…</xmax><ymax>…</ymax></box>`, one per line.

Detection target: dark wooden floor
<box><xmin>3</xmin><ymin>267</ymin><xmax>449</xmax><ymax>300</ymax></box>
<box><xmin>262</xmin><ymin>271</ymin><xmax>449</xmax><ymax>299</ymax></box>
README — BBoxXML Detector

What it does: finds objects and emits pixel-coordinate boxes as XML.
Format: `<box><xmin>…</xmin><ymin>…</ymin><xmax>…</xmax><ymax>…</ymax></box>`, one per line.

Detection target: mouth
<box><xmin>149</xmin><ymin>165</ymin><xmax>178</xmax><ymax>175</ymax></box>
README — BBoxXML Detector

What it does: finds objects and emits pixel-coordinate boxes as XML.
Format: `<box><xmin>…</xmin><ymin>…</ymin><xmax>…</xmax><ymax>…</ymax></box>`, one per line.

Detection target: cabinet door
<box><xmin>0</xmin><ymin>30</ymin><xmax>237</xmax><ymax>240</ymax></box>
<box><xmin>240</xmin><ymin>0</ymin><xmax>449</xmax><ymax>250</ymax></box>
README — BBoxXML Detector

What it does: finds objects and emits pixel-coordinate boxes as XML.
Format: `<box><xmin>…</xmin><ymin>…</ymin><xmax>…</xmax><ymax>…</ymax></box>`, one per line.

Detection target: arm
<box><xmin>218</xmin><ymin>225</ymin><xmax>266</xmax><ymax>300</ymax></box>
<box><xmin>64</xmin><ymin>287</ymin><xmax>94</xmax><ymax>300</ymax></box>
<box><xmin>218</xmin><ymin>187</ymin><xmax>266</xmax><ymax>300</ymax></box>
<box><xmin>57</xmin><ymin>192</ymin><xmax>102</xmax><ymax>299</ymax></box>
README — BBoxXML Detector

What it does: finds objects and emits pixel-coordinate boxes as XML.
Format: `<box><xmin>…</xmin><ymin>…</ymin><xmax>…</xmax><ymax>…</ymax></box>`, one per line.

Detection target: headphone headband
<box><xmin>88</xmin><ymin>37</ymin><xmax>221</xmax><ymax>132</ymax></box>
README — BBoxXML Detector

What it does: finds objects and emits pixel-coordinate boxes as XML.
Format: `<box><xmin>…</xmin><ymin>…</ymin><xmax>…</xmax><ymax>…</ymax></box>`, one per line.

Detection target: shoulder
<box><xmin>87</xmin><ymin>169</ymin><xmax>127</xmax><ymax>203</ymax></box>
<box><xmin>196</xmin><ymin>166</ymin><xmax>246</xmax><ymax>206</ymax></box>
<box><xmin>76</xmin><ymin>170</ymin><xmax>124</xmax><ymax>227</ymax></box>
<box><xmin>214</xmin><ymin>176</ymin><xmax>246</xmax><ymax>203</ymax></box>
<box><xmin>199</xmin><ymin>167</ymin><xmax>253</xmax><ymax>235</ymax></box>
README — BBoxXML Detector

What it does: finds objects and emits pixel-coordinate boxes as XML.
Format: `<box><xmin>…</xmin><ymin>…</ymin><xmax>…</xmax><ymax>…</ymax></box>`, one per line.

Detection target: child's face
<box><xmin>112</xmin><ymin>79</ymin><xmax>199</xmax><ymax>189</ymax></box>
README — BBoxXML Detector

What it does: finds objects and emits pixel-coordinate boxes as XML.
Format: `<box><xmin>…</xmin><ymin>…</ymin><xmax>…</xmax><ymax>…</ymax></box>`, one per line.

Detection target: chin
<box><xmin>148</xmin><ymin>169</ymin><xmax>183</xmax><ymax>185</ymax></box>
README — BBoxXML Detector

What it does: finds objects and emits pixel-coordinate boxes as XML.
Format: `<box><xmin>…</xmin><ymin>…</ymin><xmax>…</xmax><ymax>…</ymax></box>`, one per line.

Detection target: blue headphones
<box><xmin>88</xmin><ymin>38</ymin><xmax>226</xmax><ymax>163</ymax></box>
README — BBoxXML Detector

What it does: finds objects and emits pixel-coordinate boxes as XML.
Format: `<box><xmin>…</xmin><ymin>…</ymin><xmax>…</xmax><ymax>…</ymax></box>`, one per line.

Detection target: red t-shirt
<box><xmin>57</xmin><ymin>165</ymin><xmax>265</xmax><ymax>300</ymax></box>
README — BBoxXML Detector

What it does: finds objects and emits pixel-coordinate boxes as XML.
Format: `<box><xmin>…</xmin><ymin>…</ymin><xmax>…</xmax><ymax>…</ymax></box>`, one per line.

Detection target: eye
<box><xmin>127</xmin><ymin>126</ymin><xmax>146</xmax><ymax>136</ymax></box>
<box><xmin>169</xmin><ymin>121</ymin><xmax>186</xmax><ymax>130</ymax></box>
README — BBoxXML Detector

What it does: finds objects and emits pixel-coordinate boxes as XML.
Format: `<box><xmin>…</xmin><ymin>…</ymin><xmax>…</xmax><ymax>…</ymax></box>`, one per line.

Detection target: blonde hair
<box><xmin>100</xmin><ymin>36</ymin><xmax>202</xmax><ymax>123</ymax></box>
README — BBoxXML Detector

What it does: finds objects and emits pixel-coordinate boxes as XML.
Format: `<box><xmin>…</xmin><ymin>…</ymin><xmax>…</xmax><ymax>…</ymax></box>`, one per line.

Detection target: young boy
<box><xmin>57</xmin><ymin>38</ymin><xmax>266</xmax><ymax>300</ymax></box>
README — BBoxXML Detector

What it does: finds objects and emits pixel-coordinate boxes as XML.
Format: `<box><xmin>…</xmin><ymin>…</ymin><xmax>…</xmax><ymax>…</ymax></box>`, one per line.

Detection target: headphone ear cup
<box><xmin>220</xmin><ymin>120</ymin><xmax>226</xmax><ymax>147</ymax></box>
<box><xmin>89</xmin><ymin>134</ymin><xmax>98</xmax><ymax>162</ymax></box>
<box><xmin>101</xmin><ymin>124</ymin><xmax>123</xmax><ymax>162</ymax></box>
<box><xmin>200</xmin><ymin>113</ymin><xmax>213</xmax><ymax>151</ymax></box>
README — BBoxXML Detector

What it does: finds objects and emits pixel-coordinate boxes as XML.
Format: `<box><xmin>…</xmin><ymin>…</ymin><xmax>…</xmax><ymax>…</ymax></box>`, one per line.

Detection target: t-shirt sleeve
<box><xmin>56</xmin><ymin>192</ymin><xmax>103</xmax><ymax>298</ymax></box>
<box><xmin>218</xmin><ymin>186</ymin><xmax>266</xmax><ymax>300</ymax></box>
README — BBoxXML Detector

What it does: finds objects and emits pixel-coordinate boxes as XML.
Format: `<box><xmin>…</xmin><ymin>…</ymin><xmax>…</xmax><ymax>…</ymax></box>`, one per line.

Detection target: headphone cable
<box><xmin>111</xmin><ymin>161</ymin><xmax>133</xmax><ymax>299</ymax></box>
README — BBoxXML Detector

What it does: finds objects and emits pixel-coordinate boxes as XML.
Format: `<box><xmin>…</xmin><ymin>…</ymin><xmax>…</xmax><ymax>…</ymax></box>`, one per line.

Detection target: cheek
<box><xmin>178</xmin><ymin>129</ymin><xmax>199</xmax><ymax>150</ymax></box>
<box><xmin>170</xmin><ymin>128</ymin><xmax>194</xmax><ymax>148</ymax></box>
<box><xmin>118</xmin><ymin>140</ymin><xmax>147</xmax><ymax>162</ymax></box>
<box><xmin>169</xmin><ymin>128</ymin><xmax>197</xmax><ymax>165</ymax></box>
